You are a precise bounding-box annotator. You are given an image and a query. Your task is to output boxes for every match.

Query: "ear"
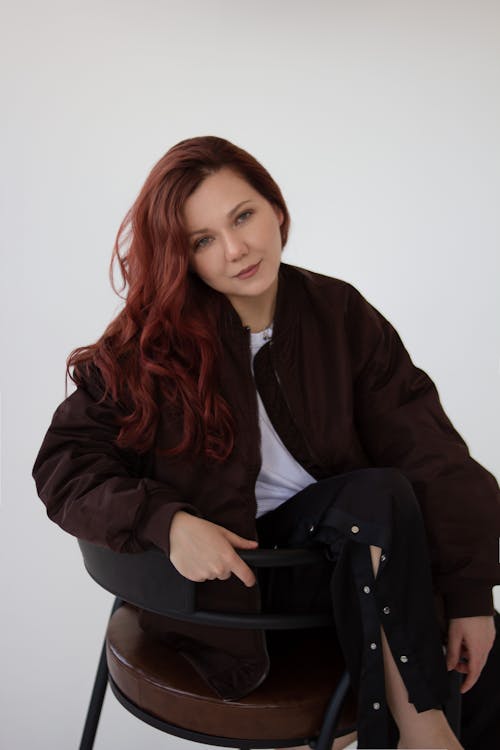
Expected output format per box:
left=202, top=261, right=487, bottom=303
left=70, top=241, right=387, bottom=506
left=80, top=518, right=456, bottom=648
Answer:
left=273, top=203, right=284, bottom=226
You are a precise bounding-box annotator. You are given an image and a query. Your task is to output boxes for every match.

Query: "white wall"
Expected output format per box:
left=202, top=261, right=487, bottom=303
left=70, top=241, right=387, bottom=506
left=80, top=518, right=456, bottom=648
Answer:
left=1, top=1, right=499, bottom=748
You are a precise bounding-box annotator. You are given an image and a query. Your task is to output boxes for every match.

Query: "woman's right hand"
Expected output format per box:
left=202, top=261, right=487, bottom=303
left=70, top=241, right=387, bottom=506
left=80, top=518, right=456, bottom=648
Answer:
left=169, top=510, right=259, bottom=587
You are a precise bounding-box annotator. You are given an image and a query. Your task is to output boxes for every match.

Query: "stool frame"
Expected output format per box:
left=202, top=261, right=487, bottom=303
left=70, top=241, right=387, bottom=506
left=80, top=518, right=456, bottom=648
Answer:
left=77, top=540, right=462, bottom=750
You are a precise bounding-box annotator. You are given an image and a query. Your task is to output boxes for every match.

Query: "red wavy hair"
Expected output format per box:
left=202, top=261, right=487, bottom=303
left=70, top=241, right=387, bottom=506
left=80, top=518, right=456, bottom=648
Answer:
left=66, top=135, right=290, bottom=462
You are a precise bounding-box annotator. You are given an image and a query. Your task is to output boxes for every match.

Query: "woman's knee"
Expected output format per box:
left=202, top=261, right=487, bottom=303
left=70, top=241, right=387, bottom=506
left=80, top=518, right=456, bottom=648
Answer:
left=356, top=467, right=421, bottom=514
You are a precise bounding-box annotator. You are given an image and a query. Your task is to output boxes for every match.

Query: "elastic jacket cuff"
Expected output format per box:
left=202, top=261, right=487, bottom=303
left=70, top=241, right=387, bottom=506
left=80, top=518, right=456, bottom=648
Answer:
left=442, top=586, right=494, bottom=619
left=135, top=493, right=202, bottom=558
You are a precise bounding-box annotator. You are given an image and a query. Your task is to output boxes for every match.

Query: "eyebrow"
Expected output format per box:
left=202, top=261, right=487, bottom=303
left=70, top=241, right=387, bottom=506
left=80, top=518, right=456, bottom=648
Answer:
left=188, top=199, right=254, bottom=237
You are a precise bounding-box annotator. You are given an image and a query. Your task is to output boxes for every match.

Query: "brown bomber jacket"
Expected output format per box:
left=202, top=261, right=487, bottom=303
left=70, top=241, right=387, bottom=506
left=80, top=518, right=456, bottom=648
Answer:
left=32, top=261, right=500, bottom=700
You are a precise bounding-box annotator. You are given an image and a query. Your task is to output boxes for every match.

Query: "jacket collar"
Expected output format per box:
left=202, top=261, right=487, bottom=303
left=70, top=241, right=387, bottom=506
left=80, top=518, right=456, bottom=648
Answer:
left=191, top=261, right=300, bottom=345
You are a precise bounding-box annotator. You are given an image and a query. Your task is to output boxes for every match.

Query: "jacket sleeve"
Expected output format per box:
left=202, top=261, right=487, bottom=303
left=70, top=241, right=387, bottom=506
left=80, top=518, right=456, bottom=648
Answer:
left=345, top=283, right=500, bottom=619
left=32, top=364, right=202, bottom=557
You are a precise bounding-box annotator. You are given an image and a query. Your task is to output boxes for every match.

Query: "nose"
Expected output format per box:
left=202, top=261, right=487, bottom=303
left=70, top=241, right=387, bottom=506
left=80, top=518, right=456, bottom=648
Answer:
left=222, top=230, right=248, bottom=262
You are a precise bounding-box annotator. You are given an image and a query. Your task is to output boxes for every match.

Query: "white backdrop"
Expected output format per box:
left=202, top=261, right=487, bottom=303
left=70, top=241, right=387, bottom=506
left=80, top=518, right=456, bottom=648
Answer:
left=1, top=1, right=499, bottom=748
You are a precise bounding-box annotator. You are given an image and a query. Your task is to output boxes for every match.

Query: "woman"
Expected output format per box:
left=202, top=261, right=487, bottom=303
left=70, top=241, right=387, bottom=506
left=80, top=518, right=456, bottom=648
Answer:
left=32, top=136, right=500, bottom=749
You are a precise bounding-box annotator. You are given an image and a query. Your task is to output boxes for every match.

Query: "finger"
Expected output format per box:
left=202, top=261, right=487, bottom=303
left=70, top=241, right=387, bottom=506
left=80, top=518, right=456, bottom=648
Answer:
left=231, top=556, right=257, bottom=587
left=445, top=637, right=462, bottom=671
left=206, top=565, right=233, bottom=582
left=459, top=654, right=484, bottom=693
left=225, top=531, right=259, bottom=548
left=460, top=667, right=479, bottom=693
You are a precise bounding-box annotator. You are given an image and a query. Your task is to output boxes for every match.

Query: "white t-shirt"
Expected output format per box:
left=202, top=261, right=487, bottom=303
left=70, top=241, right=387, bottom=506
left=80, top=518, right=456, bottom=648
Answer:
left=249, top=324, right=317, bottom=518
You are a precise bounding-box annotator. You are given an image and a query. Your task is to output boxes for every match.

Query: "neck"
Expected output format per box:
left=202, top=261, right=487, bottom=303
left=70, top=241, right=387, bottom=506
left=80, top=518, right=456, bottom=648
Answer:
left=248, top=320, right=273, bottom=333
left=226, top=278, right=278, bottom=333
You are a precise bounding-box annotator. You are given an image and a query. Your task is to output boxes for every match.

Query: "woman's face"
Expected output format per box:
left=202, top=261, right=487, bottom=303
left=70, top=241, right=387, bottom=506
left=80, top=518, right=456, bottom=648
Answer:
left=182, top=167, right=284, bottom=315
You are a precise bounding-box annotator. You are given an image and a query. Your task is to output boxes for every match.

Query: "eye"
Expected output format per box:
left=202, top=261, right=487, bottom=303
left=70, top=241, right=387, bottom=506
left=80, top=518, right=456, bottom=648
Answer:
left=193, top=235, right=211, bottom=251
left=236, top=209, right=253, bottom=224
left=191, top=210, right=254, bottom=251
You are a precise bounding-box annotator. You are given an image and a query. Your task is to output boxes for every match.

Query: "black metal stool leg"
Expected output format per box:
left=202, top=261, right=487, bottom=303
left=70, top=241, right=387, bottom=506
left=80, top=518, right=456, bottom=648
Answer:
left=79, top=597, right=123, bottom=750
left=309, top=669, right=351, bottom=750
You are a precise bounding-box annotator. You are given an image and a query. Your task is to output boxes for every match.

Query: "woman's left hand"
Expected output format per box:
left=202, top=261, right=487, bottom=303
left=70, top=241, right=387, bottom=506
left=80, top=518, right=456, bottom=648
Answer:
left=446, top=615, right=496, bottom=693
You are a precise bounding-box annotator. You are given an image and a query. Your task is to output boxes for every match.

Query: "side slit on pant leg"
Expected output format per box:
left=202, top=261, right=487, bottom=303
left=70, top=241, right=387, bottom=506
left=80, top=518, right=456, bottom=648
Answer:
left=256, top=468, right=453, bottom=749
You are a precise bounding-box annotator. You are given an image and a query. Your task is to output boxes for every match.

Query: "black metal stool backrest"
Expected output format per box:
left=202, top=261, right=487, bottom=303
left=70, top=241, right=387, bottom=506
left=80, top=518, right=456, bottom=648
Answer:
left=78, top=539, right=335, bottom=629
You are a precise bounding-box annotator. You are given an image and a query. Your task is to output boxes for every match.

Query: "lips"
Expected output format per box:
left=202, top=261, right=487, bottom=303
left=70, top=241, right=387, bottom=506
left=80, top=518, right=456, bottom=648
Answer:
left=235, top=261, right=260, bottom=278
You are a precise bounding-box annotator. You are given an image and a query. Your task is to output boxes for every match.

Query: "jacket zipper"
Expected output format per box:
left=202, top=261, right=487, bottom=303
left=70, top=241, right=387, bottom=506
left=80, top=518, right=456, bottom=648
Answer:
left=268, top=338, right=321, bottom=470
left=243, top=324, right=271, bottom=688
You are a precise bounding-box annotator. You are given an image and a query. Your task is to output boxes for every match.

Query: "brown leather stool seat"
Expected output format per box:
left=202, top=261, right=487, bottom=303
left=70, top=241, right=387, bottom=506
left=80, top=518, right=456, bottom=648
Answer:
left=106, top=603, right=358, bottom=741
